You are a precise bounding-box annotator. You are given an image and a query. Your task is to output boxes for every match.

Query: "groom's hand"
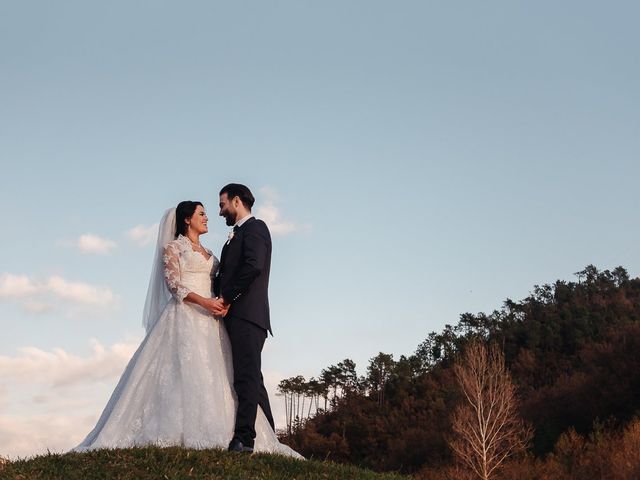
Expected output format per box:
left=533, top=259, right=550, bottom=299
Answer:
left=216, top=297, right=231, bottom=317
left=210, top=298, right=230, bottom=316
left=200, top=298, right=223, bottom=316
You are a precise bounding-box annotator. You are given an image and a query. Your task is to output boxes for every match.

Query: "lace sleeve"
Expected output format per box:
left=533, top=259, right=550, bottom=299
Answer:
left=163, top=242, right=190, bottom=302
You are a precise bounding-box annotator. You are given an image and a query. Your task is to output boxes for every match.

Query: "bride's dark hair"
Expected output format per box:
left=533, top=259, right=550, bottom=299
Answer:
left=175, top=201, right=204, bottom=238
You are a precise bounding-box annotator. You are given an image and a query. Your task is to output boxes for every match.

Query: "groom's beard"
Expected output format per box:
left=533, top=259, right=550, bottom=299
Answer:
left=224, top=214, right=235, bottom=226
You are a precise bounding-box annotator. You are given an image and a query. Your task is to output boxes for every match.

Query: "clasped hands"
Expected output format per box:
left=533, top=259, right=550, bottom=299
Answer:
left=202, top=297, right=230, bottom=318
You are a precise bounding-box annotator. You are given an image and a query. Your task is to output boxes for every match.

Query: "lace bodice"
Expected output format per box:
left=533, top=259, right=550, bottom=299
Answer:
left=163, top=235, right=219, bottom=301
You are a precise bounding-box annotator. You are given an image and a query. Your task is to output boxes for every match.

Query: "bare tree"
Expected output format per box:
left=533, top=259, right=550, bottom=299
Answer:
left=450, top=341, right=533, bottom=480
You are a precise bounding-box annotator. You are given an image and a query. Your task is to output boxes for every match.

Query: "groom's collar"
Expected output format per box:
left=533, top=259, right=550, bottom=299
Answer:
left=234, top=214, right=254, bottom=229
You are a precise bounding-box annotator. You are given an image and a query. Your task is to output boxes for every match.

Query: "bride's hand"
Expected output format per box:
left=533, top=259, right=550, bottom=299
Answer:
left=210, top=299, right=229, bottom=320
left=200, top=297, right=222, bottom=316
left=206, top=297, right=229, bottom=316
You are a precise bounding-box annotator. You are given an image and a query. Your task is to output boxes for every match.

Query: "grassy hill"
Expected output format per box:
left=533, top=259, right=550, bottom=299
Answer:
left=0, top=446, right=410, bottom=480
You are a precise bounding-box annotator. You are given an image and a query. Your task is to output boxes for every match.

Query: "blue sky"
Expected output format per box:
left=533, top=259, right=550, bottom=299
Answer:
left=1, top=1, right=639, bottom=458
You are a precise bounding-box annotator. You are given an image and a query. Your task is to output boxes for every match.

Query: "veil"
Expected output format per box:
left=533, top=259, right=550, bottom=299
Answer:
left=142, top=208, right=176, bottom=334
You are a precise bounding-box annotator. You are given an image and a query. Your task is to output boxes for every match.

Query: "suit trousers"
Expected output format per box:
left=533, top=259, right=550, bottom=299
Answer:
left=224, top=315, right=275, bottom=446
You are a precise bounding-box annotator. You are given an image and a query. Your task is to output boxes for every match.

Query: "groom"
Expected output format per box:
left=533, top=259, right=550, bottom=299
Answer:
left=211, top=183, right=275, bottom=453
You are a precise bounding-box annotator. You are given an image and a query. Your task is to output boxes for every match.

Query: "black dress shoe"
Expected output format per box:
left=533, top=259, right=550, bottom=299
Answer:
left=227, top=438, right=254, bottom=453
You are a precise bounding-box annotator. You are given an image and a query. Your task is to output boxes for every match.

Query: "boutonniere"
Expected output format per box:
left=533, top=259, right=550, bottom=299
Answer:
left=226, top=230, right=235, bottom=245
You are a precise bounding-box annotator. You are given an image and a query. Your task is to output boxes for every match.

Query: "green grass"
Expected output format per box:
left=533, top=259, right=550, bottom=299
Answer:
left=0, top=447, right=410, bottom=480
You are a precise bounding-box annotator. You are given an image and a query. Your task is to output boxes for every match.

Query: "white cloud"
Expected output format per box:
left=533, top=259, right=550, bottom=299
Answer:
left=77, top=234, right=117, bottom=255
left=255, top=187, right=310, bottom=236
left=0, top=386, right=7, bottom=411
left=0, top=274, right=38, bottom=297
left=256, top=204, right=298, bottom=235
left=0, top=339, right=138, bottom=388
left=0, top=338, right=141, bottom=458
left=0, top=413, right=95, bottom=458
left=46, top=276, right=115, bottom=307
left=126, top=223, right=159, bottom=247
left=0, top=273, right=117, bottom=313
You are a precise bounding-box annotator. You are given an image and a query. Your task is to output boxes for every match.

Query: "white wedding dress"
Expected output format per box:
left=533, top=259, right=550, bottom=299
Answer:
left=74, top=232, right=301, bottom=459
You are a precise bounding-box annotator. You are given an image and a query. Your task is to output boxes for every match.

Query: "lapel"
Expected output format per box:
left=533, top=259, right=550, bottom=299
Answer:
left=220, top=236, right=231, bottom=267
left=220, top=217, right=255, bottom=267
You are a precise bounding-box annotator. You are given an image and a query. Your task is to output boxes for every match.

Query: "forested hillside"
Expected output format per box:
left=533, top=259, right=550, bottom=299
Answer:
left=277, top=266, right=640, bottom=478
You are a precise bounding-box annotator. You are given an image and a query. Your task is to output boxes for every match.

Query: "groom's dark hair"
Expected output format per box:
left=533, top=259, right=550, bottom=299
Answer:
left=220, top=183, right=255, bottom=211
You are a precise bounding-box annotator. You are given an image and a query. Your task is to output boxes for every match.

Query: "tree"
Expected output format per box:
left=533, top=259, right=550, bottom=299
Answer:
left=320, top=364, right=343, bottom=405
left=337, top=358, right=360, bottom=394
left=277, top=377, right=293, bottom=435
left=415, top=332, right=439, bottom=371
left=450, top=341, right=532, bottom=480
left=278, top=375, right=309, bottom=434
left=366, top=353, right=394, bottom=406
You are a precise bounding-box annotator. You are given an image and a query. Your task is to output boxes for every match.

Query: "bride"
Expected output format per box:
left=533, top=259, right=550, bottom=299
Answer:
left=74, top=201, right=301, bottom=458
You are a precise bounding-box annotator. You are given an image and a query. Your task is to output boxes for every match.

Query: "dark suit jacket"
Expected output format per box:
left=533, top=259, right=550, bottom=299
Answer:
left=214, top=217, right=272, bottom=334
